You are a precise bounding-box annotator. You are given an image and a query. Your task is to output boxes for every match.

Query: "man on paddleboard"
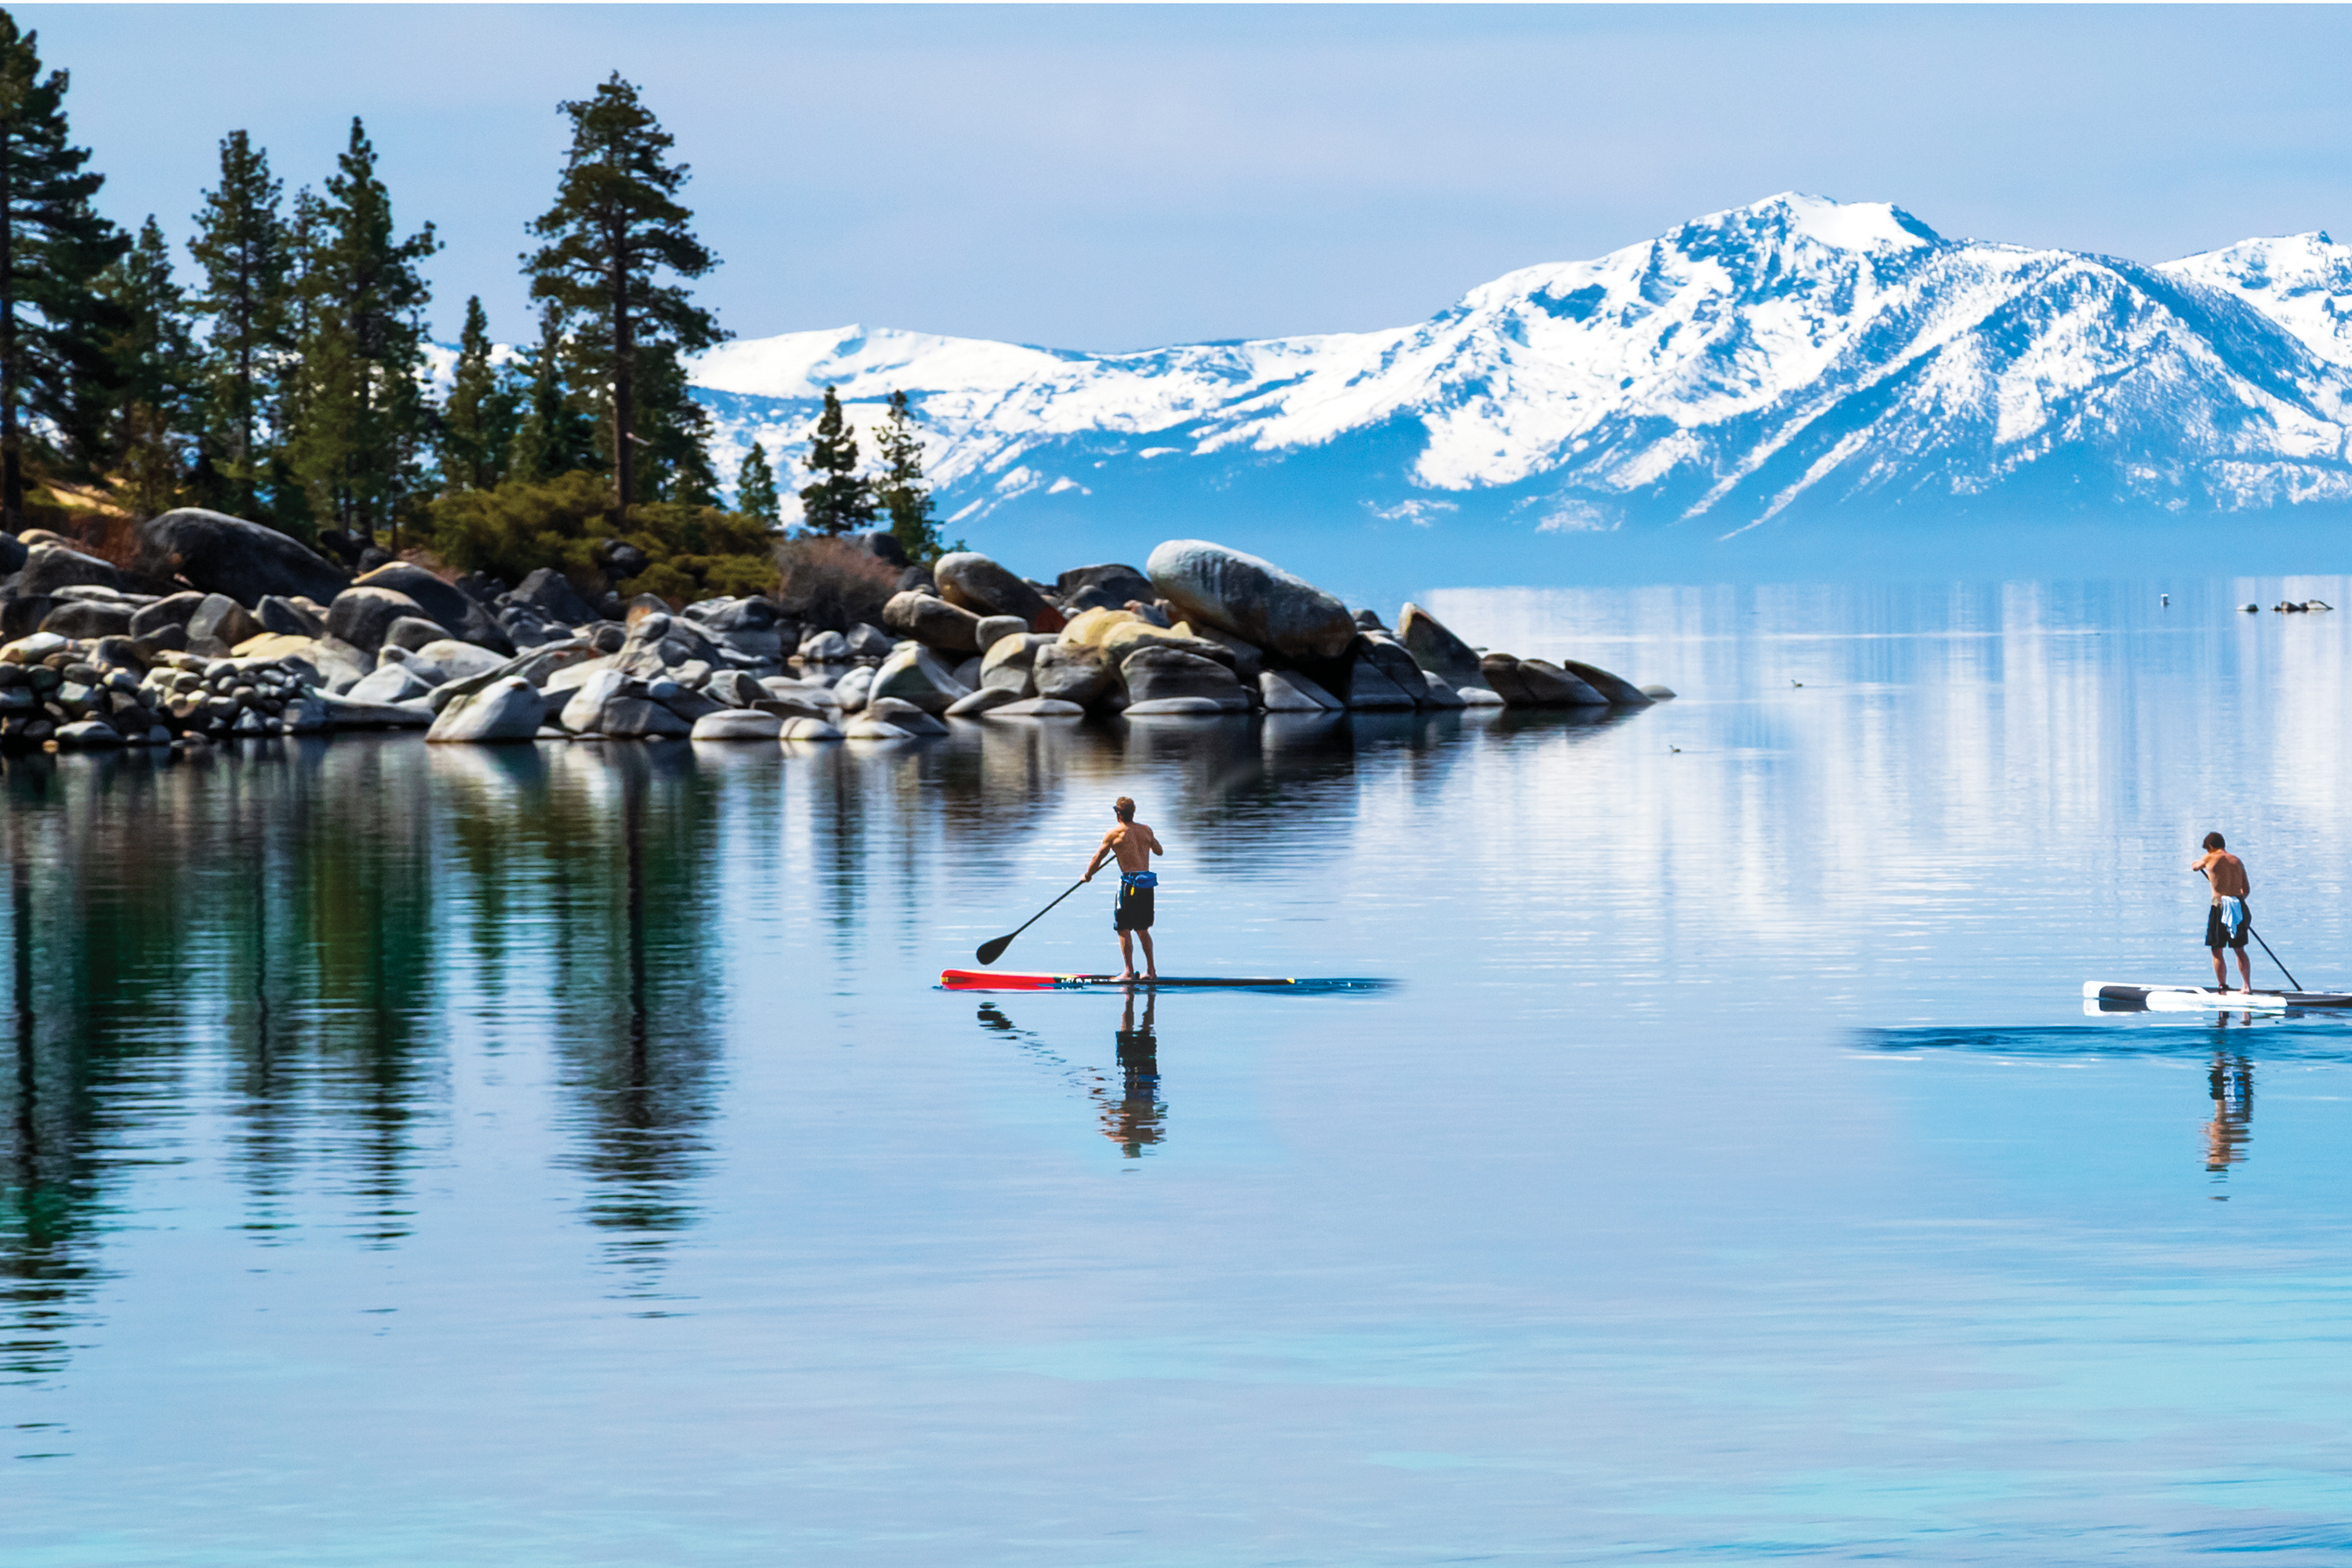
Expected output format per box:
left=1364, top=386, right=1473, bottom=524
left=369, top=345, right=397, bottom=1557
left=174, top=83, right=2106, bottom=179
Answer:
left=2192, top=832, right=2254, bottom=991
left=1084, top=796, right=1165, bottom=982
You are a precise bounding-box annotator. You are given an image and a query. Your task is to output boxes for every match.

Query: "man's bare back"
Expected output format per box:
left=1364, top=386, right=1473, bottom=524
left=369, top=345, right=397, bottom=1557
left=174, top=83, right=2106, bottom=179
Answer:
left=2195, top=848, right=2250, bottom=901
left=1085, top=797, right=1166, bottom=982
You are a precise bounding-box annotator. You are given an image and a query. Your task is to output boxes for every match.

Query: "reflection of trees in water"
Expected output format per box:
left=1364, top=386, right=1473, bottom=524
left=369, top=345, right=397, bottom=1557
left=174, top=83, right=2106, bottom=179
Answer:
left=533, top=747, right=725, bottom=1290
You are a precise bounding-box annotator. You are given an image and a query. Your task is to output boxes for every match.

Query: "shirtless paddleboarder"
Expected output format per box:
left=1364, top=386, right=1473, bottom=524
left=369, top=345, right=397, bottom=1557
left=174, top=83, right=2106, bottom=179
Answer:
left=2192, top=832, right=2254, bottom=992
left=1083, top=796, right=1165, bottom=982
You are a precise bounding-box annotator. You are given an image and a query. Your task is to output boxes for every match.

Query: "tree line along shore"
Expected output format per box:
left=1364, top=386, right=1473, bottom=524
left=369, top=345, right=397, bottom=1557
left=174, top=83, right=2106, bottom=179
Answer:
left=0, top=11, right=936, bottom=625
left=6, top=516, right=1666, bottom=751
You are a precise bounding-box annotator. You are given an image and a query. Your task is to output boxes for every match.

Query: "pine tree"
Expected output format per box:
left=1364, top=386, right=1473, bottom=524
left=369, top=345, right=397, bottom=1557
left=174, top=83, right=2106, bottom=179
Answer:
left=872, top=389, right=939, bottom=562
left=0, top=15, right=128, bottom=529
left=436, top=294, right=522, bottom=494
left=633, top=343, right=717, bottom=506
left=504, top=301, right=598, bottom=485
left=186, top=128, right=289, bottom=520
left=94, top=216, right=194, bottom=518
left=798, top=386, right=873, bottom=537
left=284, top=117, right=438, bottom=544
left=523, top=73, right=727, bottom=512
left=734, top=438, right=777, bottom=522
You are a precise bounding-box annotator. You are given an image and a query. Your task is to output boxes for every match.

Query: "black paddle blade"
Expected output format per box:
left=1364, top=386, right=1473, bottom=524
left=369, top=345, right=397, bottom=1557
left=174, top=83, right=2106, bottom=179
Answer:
left=974, top=934, right=1014, bottom=966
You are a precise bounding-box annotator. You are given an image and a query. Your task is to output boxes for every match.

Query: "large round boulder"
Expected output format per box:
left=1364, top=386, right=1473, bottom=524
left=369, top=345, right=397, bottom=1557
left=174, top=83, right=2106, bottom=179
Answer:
left=509, top=567, right=602, bottom=628
left=1056, top=562, right=1153, bottom=605
left=425, top=676, right=544, bottom=743
left=1396, top=603, right=1489, bottom=690
left=979, top=632, right=1057, bottom=693
left=1561, top=659, right=1653, bottom=707
left=1354, top=634, right=1431, bottom=705
left=138, top=508, right=348, bottom=605
left=933, top=552, right=1064, bottom=632
left=187, top=594, right=262, bottom=657
left=39, top=600, right=134, bottom=639
left=355, top=562, right=511, bottom=653
left=1031, top=643, right=1114, bottom=707
left=1517, top=659, right=1607, bottom=706
left=130, top=591, right=206, bottom=641
left=18, top=544, right=123, bottom=598
left=869, top=644, right=972, bottom=714
left=1145, top=540, right=1355, bottom=662
left=881, top=589, right=984, bottom=655
left=328, top=586, right=427, bottom=656
left=1119, top=645, right=1247, bottom=710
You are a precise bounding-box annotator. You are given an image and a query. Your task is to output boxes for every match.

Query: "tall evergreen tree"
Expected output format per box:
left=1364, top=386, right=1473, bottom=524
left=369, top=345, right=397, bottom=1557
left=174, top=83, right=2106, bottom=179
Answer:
left=284, top=118, right=437, bottom=544
left=523, top=73, right=727, bottom=511
left=872, top=389, right=939, bottom=562
left=734, top=438, right=776, bottom=523
left=94, top=216, right=194, bottom=518
left=436, top=294, right=521, bottom=493
left=0, top=15, right=127, bottom=529
left=798, top=385, right=873, bottom=537
left=633, top=343, right=718, bottom=506
left=186, top=128, right=289, bottom=520
left=504, top=301, right=599, bottom=485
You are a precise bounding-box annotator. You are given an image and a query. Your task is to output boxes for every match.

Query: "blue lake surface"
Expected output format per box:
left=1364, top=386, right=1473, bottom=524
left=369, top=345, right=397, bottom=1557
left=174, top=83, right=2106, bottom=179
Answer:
left=10, top=574, right=2352, bottom=1564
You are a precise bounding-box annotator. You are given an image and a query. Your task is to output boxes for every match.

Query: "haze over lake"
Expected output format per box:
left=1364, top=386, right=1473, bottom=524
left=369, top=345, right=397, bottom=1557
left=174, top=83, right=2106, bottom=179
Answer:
left=10, top=574, right=2352, bottom=1564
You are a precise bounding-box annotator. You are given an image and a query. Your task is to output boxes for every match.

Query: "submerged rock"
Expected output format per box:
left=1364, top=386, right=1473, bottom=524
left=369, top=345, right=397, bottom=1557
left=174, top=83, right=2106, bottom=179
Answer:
left=690, top=709, right=785, bottom=740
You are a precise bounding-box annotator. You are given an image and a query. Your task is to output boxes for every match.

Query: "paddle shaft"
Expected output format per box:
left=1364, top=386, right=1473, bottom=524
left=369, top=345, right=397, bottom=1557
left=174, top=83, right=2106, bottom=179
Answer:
left=2200, top=867, right=2301, bottom=990
left=975, top=877, right=1090, bottom=965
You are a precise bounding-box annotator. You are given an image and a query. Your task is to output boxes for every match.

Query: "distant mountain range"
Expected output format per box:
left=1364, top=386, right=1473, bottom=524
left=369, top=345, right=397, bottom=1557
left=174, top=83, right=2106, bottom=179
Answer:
left=686, top=193, right=2352, bottom=576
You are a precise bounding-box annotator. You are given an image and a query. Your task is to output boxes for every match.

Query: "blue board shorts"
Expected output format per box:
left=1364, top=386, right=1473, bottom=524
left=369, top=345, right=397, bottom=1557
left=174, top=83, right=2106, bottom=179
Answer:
left=1115, top=871, right=1158, bottom=932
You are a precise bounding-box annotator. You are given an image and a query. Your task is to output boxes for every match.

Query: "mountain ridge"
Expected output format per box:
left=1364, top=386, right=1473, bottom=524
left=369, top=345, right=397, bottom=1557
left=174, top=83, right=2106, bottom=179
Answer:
left=683, top=193, right=2352, bottom=567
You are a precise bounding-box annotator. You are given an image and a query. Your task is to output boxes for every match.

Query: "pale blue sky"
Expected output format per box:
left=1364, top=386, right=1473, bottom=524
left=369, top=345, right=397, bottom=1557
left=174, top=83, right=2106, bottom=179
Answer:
left=24, top=4, right=2352, bottom=352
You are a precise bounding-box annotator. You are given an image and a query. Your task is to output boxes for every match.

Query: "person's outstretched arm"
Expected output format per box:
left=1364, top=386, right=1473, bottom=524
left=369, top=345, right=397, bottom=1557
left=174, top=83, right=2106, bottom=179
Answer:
left=1083, top=832, right=1118, bottom=882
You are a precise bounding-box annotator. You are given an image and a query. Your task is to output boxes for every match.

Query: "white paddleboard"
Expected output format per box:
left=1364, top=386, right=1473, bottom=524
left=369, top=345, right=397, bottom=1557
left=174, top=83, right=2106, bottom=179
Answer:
left=2083, top=981, right=2352, bottom=1013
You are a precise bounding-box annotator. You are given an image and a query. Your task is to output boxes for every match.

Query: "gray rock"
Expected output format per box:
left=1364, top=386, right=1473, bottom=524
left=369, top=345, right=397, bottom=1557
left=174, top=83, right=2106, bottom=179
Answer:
left=1352, top=608, right=1387, bottom=631
left=1125, top=696, right=1241, bottom=716
left=188, top=594, right=263, bottom=657
left=139, top=508, right=348, bottom=605
left=867, top=695, right=950, bottom=735
left=510, top=567, right=601, bottom=627
left=1186, top=625, right=1265, bottom=682
left=427, top=676, right=545, bottom=742
left=327, top=586, right=425, bottom=656
left=987, top=697, right=1086, bottom=718
left=1344, top=659, right=1417, bottom=709
left=1397, top=603, right=1488, bottom=689
left=834, top=665, right=875, bottom=713
left=950, top=655, right=984, bottom=690
left=1032, top=643, right=1115, bottom=706
left=869, top=644, right=970, bottom=713
left=283, top=697, right=331, bottom=733
left=1417, top=676, right=1468, bottom=709
left=425, top=639, right=599, bottom=712
left=1056, top=563, right=1153, bottom=605
left=52, top=718, right=124, bottom=748
left=233, top=707, right=270, bottom=736
left=1517, top=659, right=1608, bottom=706
left=841, top=716, right=915, bottom=740
left=383, top=615, right=450, bottom=653
left=689, top=709, right=784, bottom=740
left=1119, top=645, right=1247, bottom=709
left=704, top=669, right=767, bottom=707
left=1145, top=539, right=1355, bottom=661
left=356, top=562, right=512, bottom=652
left=799, top=628, right=850, bottom=662
left=40, top=600, right=134, bottom=639
left=598, top=695, right=692, bottom=739
left=1354, top=634, right=1431, bottom=705
left=347, top=663, right=434, bottom=705
left=881, top=589, right=984, bottom=654
left=1560, top=660, right=1653, bottom=707
left=652, top=681, right=723, bottom=722
left=973, top=614, right=1026, bottom=653
left=1457, top=686, right=1507, bottom=708
left=130, top=591, right=206, bottom=641
left=415, top=640, right=506, bottom=681
left=1639, top=684, right=1678, bottom=700
left=319, top=695, right=434, bottom=728
left=560, top=672, right=630, bottom=733
left=19, top=544, right=125, bottom=598
left=979, top=632, right=1055, bottom=693
left=699, top=596, right=783, bottom=633
left=934, top=551, right=1058, bottom=630
left=844, top=622, right=894, bottom=659
left=255, top=594, right=324, bottom=638
left=779, top=717, right=845, bottom=741
left=1479, top=656, right=1535, bottom=705
left=1260, top=670, right=1341, bottom=711
left=945, top=686, right=1025, bottom=717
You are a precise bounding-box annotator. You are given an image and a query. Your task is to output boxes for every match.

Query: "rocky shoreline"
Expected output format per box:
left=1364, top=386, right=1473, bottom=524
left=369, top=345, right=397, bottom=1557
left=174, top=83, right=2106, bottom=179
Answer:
left=2, top=510, right=1666, bottom=751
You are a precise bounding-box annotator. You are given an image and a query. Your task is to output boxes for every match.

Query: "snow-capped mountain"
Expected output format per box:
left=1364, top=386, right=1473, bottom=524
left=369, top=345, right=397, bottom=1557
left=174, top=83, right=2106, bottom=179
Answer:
left=691, top=194, right=2352, bottom=561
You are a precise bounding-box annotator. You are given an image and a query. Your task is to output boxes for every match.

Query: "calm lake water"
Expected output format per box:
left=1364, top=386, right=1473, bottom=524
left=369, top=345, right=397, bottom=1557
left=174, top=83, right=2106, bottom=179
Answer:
left=11, top=575, right=2352, bottom=1565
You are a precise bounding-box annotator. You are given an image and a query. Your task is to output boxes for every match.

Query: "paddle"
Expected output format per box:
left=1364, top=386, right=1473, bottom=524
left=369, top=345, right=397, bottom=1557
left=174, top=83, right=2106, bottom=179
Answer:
left=2200, top=866, right=2303, bottom=990
left=974, top=876, right=1089, bottom=966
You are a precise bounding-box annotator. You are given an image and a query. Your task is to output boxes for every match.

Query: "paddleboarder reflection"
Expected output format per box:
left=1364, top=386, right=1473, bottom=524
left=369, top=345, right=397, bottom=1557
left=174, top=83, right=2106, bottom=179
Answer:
left=1101, top=990, right=1163, bottom=1158
left=2205, top=1048, right=2254, bottom=1179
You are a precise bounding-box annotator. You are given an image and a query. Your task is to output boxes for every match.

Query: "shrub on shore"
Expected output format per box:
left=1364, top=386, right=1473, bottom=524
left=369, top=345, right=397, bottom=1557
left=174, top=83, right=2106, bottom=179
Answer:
left=774, top=536, right=900, bottom=629
left=427, top=470, right=778, bottom=605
